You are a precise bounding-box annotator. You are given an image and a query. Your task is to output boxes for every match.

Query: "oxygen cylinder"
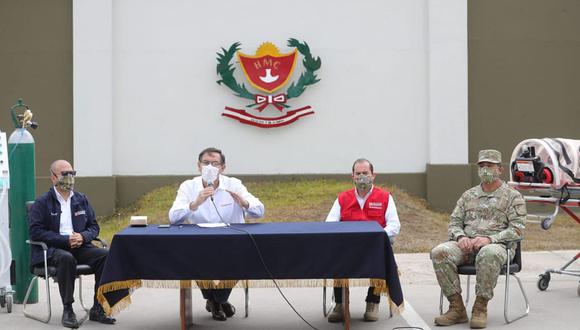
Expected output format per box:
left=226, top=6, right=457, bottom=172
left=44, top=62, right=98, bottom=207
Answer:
left=8, top=128, right=37, bottom=303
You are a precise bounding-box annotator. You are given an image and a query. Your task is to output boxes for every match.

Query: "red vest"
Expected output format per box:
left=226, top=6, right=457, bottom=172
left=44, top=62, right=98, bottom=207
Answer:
left=338, top=187, right=389, bottom=228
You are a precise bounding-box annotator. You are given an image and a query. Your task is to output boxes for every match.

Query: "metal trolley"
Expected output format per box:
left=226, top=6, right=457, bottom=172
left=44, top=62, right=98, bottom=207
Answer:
left=508, top=138, right=580, bottom=296
left=0, top=286, right=13, bottom=313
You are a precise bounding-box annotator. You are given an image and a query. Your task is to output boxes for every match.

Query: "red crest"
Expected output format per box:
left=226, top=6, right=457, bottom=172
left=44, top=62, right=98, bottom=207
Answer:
left=216, top=39, right=322, bottom=128
left=237, top=43, right=297, bottom=93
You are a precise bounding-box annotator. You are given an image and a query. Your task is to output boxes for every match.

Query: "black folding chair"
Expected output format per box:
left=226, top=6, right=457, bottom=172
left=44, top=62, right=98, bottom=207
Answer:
left=22, top=238, right=107, bottom=324
left=438, top=240, right=530, bottom=324
left=23, top=201, right=106, bottom=324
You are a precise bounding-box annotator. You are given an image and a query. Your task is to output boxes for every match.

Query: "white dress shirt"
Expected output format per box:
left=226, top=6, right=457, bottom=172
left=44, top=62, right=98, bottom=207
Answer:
left=168, top=175, right=264, bottom=225
left=325, top=186, right=401, bottom=238
left=54, top=187, right=74, bottom=235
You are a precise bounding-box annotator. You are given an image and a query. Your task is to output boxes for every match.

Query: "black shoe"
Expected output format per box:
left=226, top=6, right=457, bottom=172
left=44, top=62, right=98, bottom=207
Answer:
left=222, top=301, right=236, bottom=318
left=205, top=299, right=212, bottom=313
left=62, top=306, right=79, bottom=329
left=209, top=301, right=227, bottom=321
left=89, top=304, right=116, bottom=324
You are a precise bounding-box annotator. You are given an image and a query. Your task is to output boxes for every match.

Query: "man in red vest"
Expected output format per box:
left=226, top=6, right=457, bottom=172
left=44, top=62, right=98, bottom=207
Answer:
left=325, top=158, right=401, bottom=323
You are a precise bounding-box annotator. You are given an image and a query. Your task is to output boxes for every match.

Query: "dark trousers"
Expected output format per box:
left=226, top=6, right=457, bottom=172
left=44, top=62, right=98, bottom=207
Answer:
left=47, top=247, right=108, bottom=307
left=200, top=288, right=232, bottom=304
left=333, top=287, right=380, bottom=304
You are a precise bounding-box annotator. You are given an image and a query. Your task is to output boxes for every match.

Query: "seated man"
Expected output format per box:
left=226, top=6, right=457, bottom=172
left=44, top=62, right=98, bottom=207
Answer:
left=325, top=158, right=401, bottom=322
left=431, top=150, right=526, bottom=329
left=28, top=160, right=117, bottom=328
left=168, top=147, right=265, bottom=321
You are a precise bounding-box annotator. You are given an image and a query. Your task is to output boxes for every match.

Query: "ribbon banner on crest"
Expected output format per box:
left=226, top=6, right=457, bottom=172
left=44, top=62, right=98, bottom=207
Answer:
left=216, top=39, right=322, bottom=128
left=222, top=106, right=313, bottom=128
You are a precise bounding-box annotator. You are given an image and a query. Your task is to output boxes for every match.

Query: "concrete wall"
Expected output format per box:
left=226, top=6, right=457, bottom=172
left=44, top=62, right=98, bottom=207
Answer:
left=468, top=0, right=580, bottom=162
left=73, top=0, right=467, bottom=178
left=427, top=0, right=580, bottom=212
left=2, top=0, right=579, bottom=215
left=71, top=0, right=467, bottom=213
left=0, top=0, right=73, bottom=177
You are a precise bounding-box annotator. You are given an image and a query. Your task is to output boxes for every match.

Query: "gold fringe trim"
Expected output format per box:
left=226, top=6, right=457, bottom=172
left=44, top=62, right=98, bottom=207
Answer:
left=389, top=298, right=405, bottom=314
left=96, top=278, right=405, bottom=316
left=137, top=278, right=388, bottom=290
left=97, top=279, right=142, bottom=316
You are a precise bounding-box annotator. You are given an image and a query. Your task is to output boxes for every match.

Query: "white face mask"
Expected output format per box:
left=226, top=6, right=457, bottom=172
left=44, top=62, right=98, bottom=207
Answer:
left=201, top=164, right=219, bottom=185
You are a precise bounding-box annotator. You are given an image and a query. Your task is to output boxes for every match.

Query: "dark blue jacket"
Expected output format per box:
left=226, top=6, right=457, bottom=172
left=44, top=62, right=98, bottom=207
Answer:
left=28, top=188, right=99, bottom=266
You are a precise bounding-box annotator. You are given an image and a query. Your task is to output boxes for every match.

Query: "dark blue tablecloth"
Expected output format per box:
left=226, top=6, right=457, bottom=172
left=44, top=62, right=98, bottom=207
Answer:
left=97, top=221, right=403, bottom=313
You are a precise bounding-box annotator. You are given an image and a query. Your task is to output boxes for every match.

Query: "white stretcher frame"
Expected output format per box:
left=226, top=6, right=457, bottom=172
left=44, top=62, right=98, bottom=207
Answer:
left=508, top=138, right=580, bottom=296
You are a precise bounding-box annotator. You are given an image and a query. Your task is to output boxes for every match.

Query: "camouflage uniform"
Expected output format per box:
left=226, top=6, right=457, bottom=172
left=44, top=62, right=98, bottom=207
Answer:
left=431, top=182, right=526, bottom=300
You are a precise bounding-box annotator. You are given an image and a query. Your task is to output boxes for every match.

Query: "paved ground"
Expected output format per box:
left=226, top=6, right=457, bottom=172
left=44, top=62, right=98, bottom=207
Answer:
left=1, top=250, right=579, bottom=330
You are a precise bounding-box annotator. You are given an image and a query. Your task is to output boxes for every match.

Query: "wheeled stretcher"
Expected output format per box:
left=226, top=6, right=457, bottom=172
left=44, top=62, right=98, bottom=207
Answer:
left=508, top=138, right=580, bottom=296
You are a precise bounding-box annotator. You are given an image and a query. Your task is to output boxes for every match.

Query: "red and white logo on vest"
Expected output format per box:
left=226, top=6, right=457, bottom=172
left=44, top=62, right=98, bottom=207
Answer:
left=368, top=202, right=383, bottom=209
left=216, top=39, right=322, bottom=128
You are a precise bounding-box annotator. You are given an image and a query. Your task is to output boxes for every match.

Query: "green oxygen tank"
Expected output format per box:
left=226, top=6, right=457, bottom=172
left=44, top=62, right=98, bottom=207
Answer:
left=8, top=98, right=38, bottom=303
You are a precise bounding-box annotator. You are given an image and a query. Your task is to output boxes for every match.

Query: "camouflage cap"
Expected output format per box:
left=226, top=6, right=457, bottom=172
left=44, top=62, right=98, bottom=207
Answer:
left=477, top=149, right=501, bottom=164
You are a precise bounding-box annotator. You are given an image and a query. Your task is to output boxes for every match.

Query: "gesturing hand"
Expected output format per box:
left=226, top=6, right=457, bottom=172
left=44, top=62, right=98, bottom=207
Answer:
left=190, top=187, right=215, bottom=211
left=227, top=190, right=249, bottom=209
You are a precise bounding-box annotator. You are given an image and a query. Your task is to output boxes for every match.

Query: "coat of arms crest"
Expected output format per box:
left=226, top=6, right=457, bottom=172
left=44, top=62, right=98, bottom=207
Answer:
left=217, top=39, right=321, bottom=128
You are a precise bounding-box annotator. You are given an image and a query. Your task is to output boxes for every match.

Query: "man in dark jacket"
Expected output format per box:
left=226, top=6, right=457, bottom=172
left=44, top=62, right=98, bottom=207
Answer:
left=29, top=160, right=116, bottom=328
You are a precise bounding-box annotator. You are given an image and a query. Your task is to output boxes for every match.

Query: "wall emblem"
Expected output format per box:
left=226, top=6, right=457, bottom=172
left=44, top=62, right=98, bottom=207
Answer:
left=217, top=39, right=321, bottom=128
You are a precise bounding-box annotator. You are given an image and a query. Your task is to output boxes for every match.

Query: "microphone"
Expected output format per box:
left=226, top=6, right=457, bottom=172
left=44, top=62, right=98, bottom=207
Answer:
left=206, top=180, right=214, bottom=201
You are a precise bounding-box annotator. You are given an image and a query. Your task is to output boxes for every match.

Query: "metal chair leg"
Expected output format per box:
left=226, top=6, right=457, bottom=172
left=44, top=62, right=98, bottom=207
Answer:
left=465, top=274, right=471, bottom=305
left=75, top=275, right=92, bottom=325
left=244, top=280, right=249, bottom=318
left=78, top=275, right=91, bottom=325
left=439, top=273, right=471, bottom=315
left=322, top=280, right=334, bottom=317
left=504, top=273, right=530, bottom=323
left=439, top=289, right=444, bottom=314
left=78, top=276, right=91, bottom=312
left=23, top=276, right=51, bottom=323
left=439, top=274, right=472, bottom=314
left=322, top=285, right=327, bottom=316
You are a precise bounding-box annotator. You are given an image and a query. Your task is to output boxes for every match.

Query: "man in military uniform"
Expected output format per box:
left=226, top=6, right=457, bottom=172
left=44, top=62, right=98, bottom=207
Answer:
left=430, top=150, right=526, bottom=329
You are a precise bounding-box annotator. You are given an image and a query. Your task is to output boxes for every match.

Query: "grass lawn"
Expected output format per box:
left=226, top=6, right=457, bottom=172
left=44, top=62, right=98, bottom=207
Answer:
left=97, top=179, right=580, bottom=253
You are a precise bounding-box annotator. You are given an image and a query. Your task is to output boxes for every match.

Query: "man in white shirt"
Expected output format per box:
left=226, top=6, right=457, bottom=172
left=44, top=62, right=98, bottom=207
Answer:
left=168, top=147, right=264, bottom=321
left=325, top=158, right=401, bottom=323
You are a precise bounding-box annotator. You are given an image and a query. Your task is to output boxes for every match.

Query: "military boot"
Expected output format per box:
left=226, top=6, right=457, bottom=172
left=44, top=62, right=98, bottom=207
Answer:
left=363, top=302, right=379, bottom=322
left=434, top=293, right=468, bottom=326
left=470, top=296, right=489, bottom=329
left=327, top=303, right=344, bottom=323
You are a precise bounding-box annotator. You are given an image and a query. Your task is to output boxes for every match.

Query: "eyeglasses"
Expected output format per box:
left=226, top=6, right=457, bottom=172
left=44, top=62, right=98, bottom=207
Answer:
left=200, top=161, right=222, bottom=166
left=52, top=170, right=77, bottom=177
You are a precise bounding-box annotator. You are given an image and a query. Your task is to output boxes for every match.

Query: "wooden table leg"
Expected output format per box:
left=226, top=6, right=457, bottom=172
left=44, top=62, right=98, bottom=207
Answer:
left=180, top=288, right=193, bottom=330
left=343, top=287, right=350, bottom=330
